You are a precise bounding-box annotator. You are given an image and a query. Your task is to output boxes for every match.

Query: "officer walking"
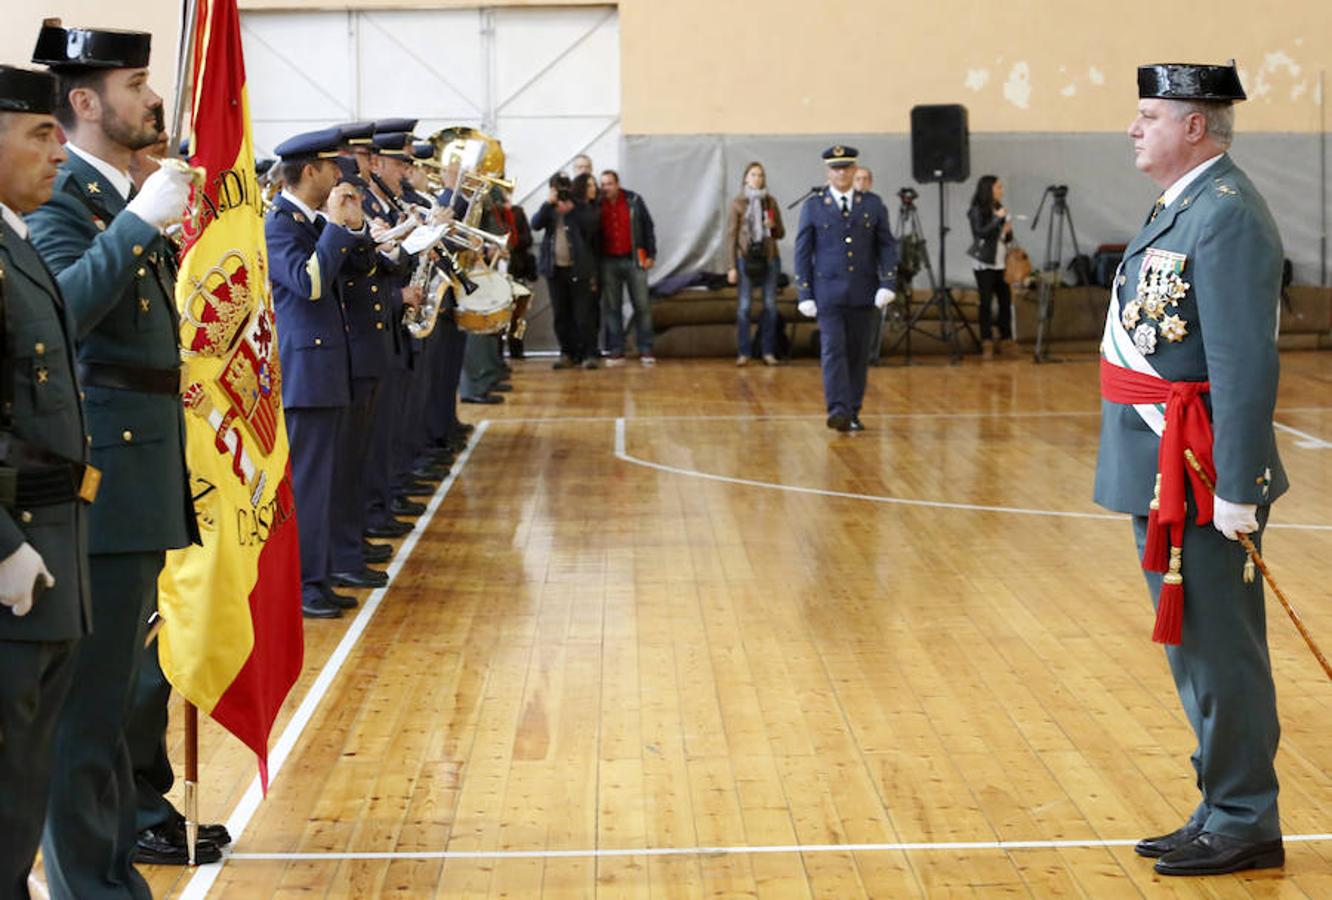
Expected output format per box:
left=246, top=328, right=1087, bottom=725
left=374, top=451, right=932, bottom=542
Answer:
left=265, top=127, right=371, bottom=619
left=1096, top=62, right=1288, bottom=876
left=794, top=146, right=897, bottom=432
left=0, top=63, right=95, bottom=898
left=27, top=22, right=198, bottom=899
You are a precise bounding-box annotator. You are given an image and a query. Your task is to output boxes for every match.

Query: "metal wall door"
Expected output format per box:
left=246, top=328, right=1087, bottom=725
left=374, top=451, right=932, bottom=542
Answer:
left=240, top=6, right=621, bottom=348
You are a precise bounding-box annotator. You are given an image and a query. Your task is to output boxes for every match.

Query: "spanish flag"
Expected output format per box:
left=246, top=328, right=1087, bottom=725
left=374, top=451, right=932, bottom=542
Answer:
left=158, top=0, right=303, bottom=789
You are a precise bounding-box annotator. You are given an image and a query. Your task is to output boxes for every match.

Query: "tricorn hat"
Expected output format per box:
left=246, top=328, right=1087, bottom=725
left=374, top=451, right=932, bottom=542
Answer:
left=32, top=19, right=152, bottom=70
left=1138, top=62, right=1246, bottom=102
left=0, top=65, right=58, bottom=114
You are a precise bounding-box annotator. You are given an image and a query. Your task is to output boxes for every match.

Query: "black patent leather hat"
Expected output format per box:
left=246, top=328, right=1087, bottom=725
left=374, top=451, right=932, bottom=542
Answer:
left=0, top=65, right=57, bottom=114
left=1138, top=62, right=1246, bottom=102
left=32, top=20, right=152, bottom=69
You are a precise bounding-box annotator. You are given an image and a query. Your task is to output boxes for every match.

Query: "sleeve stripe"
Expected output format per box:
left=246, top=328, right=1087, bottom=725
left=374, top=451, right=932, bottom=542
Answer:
left=305, top=252, right=321, bottom=301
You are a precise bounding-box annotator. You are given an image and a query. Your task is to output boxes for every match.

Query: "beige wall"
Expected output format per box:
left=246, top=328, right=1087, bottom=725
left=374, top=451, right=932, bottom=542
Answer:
left=8, top=1, right=1328, bottom=135
left=2, top=6, right=182, bottom=109
left=619, top=0, right=1331, bottom=134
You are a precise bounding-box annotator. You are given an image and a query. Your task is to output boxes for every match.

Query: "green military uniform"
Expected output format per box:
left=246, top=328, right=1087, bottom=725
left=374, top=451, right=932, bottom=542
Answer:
left=1095, top=64, right=1287, bottom=863
left=27, top=22, right=197, bottom=900
left=0, top=206, right=92, bottom=900
left=0, top=63, right=93, bottom=900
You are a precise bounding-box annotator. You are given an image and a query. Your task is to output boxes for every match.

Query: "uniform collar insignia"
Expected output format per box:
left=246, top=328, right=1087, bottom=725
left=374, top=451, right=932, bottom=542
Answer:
left=87, top=181, right=102, bottom=194
left=293, top=211, right=305, bottom=223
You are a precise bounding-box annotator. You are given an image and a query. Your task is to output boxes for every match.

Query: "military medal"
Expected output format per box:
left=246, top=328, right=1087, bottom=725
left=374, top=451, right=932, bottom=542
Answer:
left=1124, top=248, right=1189, bottom=354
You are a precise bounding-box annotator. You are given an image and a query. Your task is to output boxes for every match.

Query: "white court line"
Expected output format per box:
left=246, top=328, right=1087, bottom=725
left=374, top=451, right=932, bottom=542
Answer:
left=613, top=419, right=1332, bottom=532
left=1275, top=421, right=1332, bottom=449
left=178, top=423, right=489, bottom=900
left=220, top=832, right=1332, bottom=861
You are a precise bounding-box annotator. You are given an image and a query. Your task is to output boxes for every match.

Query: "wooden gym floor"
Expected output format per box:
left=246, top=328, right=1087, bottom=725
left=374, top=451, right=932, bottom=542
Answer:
left=142, top=350, right=1331, bottom=898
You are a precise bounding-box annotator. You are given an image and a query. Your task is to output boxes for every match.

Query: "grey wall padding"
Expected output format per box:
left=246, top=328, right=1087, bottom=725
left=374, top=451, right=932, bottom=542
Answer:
left=621, top=132, right=1330, bottom=291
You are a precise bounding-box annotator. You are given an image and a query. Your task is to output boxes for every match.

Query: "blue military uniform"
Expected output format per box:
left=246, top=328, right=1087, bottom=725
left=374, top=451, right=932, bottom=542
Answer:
left=264, top=127, right=365, bottom=617
left=1096, top=63, right=1287, bottom=876
left=328, top=128, right=395, bottom=586
left=0, top=65, right=95, bottom=895
left=28, top=23, right=198, bottom=900
left=794, top=146, right=897, bottom=430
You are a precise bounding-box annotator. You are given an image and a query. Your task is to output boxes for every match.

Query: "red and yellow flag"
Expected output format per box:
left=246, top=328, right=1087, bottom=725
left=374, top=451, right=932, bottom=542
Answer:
left=158, top=0, right=303, bottom=789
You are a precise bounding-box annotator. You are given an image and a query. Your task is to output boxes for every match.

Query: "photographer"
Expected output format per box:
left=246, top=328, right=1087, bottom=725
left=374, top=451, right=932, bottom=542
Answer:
left=533, top=172, right=601, bottom=368
left=966, top=174, right=1014, bottom=360
left=725, top=162, right=786, bottom=366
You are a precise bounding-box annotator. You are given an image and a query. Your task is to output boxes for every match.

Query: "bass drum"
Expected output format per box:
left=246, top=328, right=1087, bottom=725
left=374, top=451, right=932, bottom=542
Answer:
left=454, top=270, right=513, bottom=334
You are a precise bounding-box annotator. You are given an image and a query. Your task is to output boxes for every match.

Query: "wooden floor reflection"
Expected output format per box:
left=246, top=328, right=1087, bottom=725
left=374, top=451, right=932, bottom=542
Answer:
left=148, top=352, right=1332, bottom=898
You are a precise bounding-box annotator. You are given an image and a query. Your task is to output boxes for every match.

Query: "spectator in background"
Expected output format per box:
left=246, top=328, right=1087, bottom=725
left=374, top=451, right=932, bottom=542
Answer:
left=572, top=172, right=603, bottom=366
left=572, top=154, right=593, bottom=178
left=966, top=174, right=1014, bottom=360
left=850, top=166, right=892, bottom=363
left=598, top=170, right=657, bottom=366
left=534, top=173, right=601, bottom=369
left=725, top=161, right=785, bottom=366
left=497, top=190, right=536, bottom=360
left=853, top=166, right=873, bottom=193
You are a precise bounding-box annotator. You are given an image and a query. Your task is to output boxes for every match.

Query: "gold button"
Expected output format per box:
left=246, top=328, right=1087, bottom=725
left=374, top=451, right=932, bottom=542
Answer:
left=87, top=434, right=92, bottom=446
left=341, top=247, right=348, bottom=253
left=845, top=237, right=852, bottom=244
left=373, top=303, right=382, bottom=311
left=370, top=285, right=379, bottom=293
left=314, top=338, right=322, bottom=346
left=132, top=245, right=144, bottom=256
left=138, top=267, right=146, bottom=277
left=1118, top=275, right=1127, bottom=285
left=34, top=342, right=45, bottom=355
left=347, top=281, right=354, bottom=288
left=847, top=251, right=853, bottom=257
left=20, top=511, right=32, bottom=524
left=376, top=322, right=385, bottom=330
left=848, top=266, right=855, bottom=272
left=122, top=430, right=133, bottom=442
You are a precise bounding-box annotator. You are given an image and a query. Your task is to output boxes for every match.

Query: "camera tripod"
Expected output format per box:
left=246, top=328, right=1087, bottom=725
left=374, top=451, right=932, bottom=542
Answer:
left=887, top=182, right=976, bottom=364
left=1030, top=184, right=1083, bottom=363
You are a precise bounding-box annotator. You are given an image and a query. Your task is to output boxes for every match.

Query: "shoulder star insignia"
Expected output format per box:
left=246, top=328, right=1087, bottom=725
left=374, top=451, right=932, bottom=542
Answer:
left=87, top=182, right=101, bottom=194
left=293, top=211, right=305, bottom=223
left=1159, top=313, right=1188, bottom=342
left=1216, top=183, right=1239, bottom=196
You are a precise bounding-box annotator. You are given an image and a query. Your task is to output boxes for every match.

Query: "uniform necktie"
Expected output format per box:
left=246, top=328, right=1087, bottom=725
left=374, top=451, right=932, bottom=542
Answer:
left=1148, top=195, right=1165, bottom=223
left=840, top=196, right=849, bottom=218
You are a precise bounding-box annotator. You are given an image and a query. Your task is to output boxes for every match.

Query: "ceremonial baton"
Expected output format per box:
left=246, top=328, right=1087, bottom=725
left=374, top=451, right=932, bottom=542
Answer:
left=1184, top=448, right=1332, bottom=681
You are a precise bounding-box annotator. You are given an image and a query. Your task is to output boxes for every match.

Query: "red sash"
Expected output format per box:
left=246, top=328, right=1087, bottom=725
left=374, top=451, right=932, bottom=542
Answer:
left=1099, top=358, right=1217, bottom=644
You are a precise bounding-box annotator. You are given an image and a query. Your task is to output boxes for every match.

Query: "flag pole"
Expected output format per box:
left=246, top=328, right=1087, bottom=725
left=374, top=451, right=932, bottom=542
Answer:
left=168, top=0, right=202, bottom=161
left=184, top=702, right=200, bottom=865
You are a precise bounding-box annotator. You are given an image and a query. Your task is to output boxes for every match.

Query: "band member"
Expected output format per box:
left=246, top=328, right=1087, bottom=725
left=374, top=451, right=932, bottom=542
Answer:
left=794, top=145, right=897, bottom=432
left=1097, top=62, right=1287, bottom=876
left=265, top=126, right=368, bottom=619
left=28, top=22, right=198, bottom=898
left=0, top=63, right=92, bottom=896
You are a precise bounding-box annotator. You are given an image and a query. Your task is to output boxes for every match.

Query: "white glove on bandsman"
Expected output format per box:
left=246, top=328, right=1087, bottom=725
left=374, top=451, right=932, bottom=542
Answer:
left=0, top=543, right=54, bottom=617
left=1213, top=496, right=1259, bottom=541
left=875, top=288, right=895, bottom=309
left=126, top=165, right=193, bottom=231
left=798, top=299, right=817, bottom=318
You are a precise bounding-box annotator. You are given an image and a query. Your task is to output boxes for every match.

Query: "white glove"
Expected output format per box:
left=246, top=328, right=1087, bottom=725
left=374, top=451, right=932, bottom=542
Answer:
left=1213, top=496, right=1259, bottom=541
left=875, top=288, right=895, bottom=309
left=798, top=300, right=817, bottom=318
left=0, top=542, right=54, bottom=617
left=126, top=164, right=193, bottom=231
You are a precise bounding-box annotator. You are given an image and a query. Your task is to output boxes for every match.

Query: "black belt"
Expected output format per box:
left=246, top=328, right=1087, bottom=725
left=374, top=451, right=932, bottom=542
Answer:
left=0, top=434, right=100, bottom=508
left=79, top=361, right=183, bottom=395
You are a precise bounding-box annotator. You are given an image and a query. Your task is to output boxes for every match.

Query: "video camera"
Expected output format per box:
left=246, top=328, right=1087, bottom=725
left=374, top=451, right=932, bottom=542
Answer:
left=897, top=186, right=919, bottom=207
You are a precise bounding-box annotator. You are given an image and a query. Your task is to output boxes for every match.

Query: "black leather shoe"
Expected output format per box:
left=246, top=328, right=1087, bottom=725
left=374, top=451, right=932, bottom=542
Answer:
left=302, top=594, right=342, bottom=619
left=135, top=823, right=222, bottom=865
left=848, top=416, right=865, bottom=432
left=826, top=414, right=851, bottom=432
left=331, top=568, right=389, bottom=589
left=320, top=585, right=359, bottom=609
left=397, top=484, right=436, bottom=501
left=490, top=382, right=513, bottom=393
left=1154, top=832, right=1284, bottom=876
left=461, top=393, right=503, bottom=404
left=1135, top=820, right=1205, bottom=858
left=362, top=542, right=392, bottom=564
left=409, top=466, right=446, bottom=481
left=455, top=422, right=476, bottom=436
left=164, top=812, right=232, bottom=847
left=391, top=497, right=426, bottom=516
left=365, top=519, right=412, bottom=538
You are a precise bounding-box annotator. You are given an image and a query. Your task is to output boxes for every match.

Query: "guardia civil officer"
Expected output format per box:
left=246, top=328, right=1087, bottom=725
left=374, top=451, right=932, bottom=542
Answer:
left=265, top=127, right=369, bottom=619
left=0, top=64, right=94, bottom=900
left=794, top=146, right=897, bottom=432
left=27, top=22, right=198, bottom=899
left=1096, top=62, right=1288, bottom=875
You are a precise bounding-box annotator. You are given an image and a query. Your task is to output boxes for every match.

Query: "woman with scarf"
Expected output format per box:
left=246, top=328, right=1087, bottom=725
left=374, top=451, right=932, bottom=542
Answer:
left=725, top=162, right=786, bottom=366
